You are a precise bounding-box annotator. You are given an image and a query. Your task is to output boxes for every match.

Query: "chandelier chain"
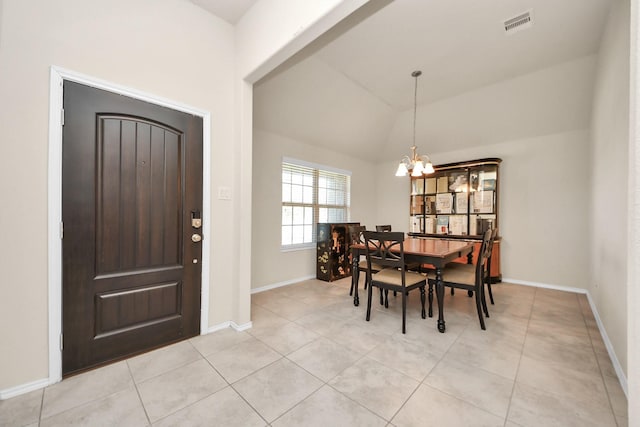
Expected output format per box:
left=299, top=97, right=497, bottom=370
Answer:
left=413, top=71, right=418, bottom=149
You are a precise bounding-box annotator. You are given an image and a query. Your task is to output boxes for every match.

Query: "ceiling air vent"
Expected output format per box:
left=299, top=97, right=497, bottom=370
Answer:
left=503, top=10, right=533, bottom=34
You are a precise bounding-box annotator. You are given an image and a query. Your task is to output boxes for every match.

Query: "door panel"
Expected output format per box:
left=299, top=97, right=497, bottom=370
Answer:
left=62, top=81, right=203, bottom=376
left=96, top=115, right=183, bottom=274
left=95, top=280, right=181, bottom=338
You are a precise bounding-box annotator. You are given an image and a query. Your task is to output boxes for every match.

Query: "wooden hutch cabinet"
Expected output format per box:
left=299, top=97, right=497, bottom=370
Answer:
left=316, top=222, right=360, bottom=282
left=408, top=158, right=502, bottom=281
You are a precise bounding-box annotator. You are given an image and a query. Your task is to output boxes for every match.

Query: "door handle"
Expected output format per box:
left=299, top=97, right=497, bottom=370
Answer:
left=191, top=234, right=202, bottom=243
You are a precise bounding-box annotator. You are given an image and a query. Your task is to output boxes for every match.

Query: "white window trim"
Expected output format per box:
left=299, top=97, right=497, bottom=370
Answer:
left=281, top=157, right=351, bottom=251
left=282, top=157, right=352, bottom=177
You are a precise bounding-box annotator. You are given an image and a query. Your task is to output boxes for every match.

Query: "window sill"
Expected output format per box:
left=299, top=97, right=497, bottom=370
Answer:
left=281, top=243, right=315, bottom=252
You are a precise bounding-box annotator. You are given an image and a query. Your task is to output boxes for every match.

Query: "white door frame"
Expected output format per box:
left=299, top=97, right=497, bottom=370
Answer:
left=47, top=66, right=211, bottom=384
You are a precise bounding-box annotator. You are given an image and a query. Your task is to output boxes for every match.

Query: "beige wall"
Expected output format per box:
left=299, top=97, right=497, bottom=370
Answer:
left=235, top=0, right=371, bottom=322
left=251, top=130, right=377, bottom=289
left=590, top=0, right=630, bottom=376
left=376, top=130, right=591, bottom=289
left=0, top=0, right=369, bottom=396
left=375, top=57, right=596, bottom=289
left=0, top=0, right=237, bottom=391
left=628, top=0, right=639, bottom=417
left=251, top=55, right=597, bottom=290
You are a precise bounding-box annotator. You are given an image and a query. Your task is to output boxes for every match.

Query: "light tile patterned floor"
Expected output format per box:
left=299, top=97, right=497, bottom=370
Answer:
left=0, top=278, right=629, bottom=426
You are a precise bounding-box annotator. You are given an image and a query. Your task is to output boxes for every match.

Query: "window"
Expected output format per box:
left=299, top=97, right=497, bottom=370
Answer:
left=281, top=159, right=351, bottom=249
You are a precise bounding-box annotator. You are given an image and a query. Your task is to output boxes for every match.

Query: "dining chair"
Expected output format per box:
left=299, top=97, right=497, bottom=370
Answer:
left=485, top=227, right=498, bottom=305
left=451, top=228, right=497, bottom=301
left=363, top=231, right=427, bottom=334
left=374, top=224, right=395, bottom=303
left=350, top=225, right=391, bottom=306
left=427, top=229, right=492, bottom=330
left=452, top=227, right=497, bottom=305
left=348, top=225, right=384, bottom=296
left=374, top=224, right=422, bottom=304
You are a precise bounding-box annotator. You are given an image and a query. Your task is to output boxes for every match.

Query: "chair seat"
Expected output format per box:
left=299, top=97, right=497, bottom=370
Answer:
left=373, top=269, right=425, bottom=287
left=428, top=263, right=474, bottom=286
left=358, top=260, right=384, bottom=272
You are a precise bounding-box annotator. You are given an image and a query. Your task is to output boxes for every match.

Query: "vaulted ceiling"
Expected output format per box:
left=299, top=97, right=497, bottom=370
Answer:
left=194, top=0, right=614, bottom=162
left=189, top=0, right=258, bottom=24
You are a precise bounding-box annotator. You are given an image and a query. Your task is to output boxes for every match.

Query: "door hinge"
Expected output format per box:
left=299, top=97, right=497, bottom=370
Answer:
left=60, top=222, right=64, bottom=239
left=61, top=108, right=65, bottom=126
left=60, top=334, right=64, bottom=351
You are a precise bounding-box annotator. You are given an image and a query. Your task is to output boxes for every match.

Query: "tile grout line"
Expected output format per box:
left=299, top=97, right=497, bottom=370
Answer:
left=38, top=386, right=45, bottom=427
left=580, top=292, right=621, bottom=424
left=199, top=341, right=272, bottom=426
left=412, top=308, right=519, bottom=422
left=37, top=363, right=137, bottom=424
left=266, top=279, right=394, bottom=423
left=125, top=360, right=152, bottom=426
left=502, top=285, right=536, bottom=426
left=266, top=381, right=325, bottom=425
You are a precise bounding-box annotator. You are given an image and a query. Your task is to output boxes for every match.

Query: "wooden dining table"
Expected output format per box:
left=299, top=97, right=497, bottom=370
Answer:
left=351, top=237, right=475, bottom=333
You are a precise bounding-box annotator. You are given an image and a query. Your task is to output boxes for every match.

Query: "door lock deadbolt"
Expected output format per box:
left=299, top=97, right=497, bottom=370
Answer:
left=191, top=210, right=202, bottom=229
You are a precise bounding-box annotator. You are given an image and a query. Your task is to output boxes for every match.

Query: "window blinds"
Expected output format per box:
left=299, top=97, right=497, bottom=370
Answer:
left=281, top=161, right=351, bottom=247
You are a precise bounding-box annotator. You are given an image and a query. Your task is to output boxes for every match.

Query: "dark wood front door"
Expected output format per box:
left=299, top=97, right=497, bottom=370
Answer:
left=62, top=81, right=203, bottom=376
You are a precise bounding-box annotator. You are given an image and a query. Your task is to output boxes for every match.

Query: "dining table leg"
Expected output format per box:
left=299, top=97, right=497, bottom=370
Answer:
left=428, top=283, right=433, bottom=318
left=435, top=267, right=446, bottom=333
left=352, top=250, right=360, bottom=306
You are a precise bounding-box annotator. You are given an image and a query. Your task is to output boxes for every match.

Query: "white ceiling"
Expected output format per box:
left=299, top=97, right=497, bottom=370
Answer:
left=315, top=0, right=611, bottom=109
left=191, top=0, right=616, bottom=161
left=189, top=0, right=257, bottom=24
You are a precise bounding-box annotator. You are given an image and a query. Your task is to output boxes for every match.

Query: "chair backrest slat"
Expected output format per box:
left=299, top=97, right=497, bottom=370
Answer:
left=485, top=227, right=498, bottom=279
left=475, top=229, right=493, bottom=284
left=363, top=231, right=405, bottom=271
left=485, top=227, right=498, bottom=260
left=348, top=225, right=366, bottom=245
left=375, top=225, right=392, bottom=232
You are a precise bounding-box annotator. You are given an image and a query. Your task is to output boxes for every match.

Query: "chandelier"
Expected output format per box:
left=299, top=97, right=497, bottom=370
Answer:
left=395, top=70, right=434, bottom=177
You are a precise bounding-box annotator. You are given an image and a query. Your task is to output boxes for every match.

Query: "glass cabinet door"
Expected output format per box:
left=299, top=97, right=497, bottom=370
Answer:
left=408, top=158, right=501, bottom=237
left=469, top=164, right=498, bottom=235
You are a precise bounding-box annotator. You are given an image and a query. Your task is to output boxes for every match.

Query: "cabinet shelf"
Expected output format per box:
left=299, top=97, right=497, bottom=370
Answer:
left=407, top=158, right=502, bottom=281
left=408, top=158, right=501, bottom=238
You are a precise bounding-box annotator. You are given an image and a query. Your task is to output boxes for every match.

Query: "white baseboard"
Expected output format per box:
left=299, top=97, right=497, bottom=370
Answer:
left=501, top=277, right=588, bottom=295
left=502, top=277, right=628, bottom=398
left=0, top=378, right=49, bottom=400
left=251, top=275, right=316, bottom=294
left=230, top=321, right=253, bottom=332
left=205, top=320, right=253, bottom=334
left=584, top=292, right=628, bottom=398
